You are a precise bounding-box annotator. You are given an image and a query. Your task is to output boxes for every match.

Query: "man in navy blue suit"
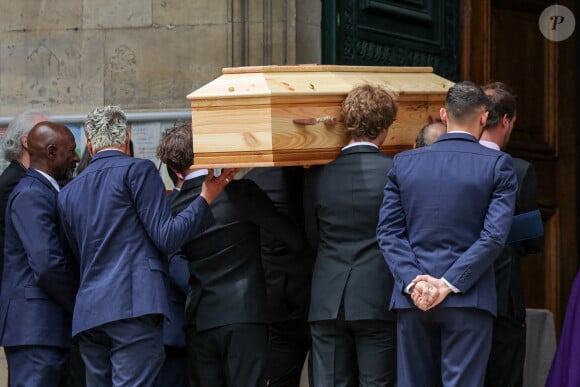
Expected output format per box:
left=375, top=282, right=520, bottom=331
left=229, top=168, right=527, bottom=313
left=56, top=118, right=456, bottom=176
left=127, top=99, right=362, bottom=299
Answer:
left=57, top=106, right=237, bottom=387
left=1, top=121, right=80, bottom=386
left=377, top=81, right=518, bottom=387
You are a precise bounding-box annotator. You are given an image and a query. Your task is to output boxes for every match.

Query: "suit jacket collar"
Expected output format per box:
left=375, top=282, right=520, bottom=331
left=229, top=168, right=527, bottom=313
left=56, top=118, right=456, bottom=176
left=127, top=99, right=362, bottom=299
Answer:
left=9, top=160, right=27, bottom=174
left=92, top=149, right=128, bottom=162
left=340, top=144, right=381, bottom=157
left=436, top=132, right=478, bottom=143
left=26, top=168, right=58, bottom=193
left=181, top=175, right=205, bottom=194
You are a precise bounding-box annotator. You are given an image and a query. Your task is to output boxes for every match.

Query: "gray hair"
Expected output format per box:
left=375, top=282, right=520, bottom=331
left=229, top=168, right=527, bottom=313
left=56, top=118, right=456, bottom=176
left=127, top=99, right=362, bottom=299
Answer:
left=3, top=109, right=49, bottom=161
left=84, top=106, right=129, bottom=151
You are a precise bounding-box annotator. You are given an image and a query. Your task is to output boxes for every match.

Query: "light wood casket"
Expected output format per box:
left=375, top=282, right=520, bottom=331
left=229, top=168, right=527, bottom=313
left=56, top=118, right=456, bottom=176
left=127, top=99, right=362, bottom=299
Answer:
left=187, top=65, right=454, bottom=168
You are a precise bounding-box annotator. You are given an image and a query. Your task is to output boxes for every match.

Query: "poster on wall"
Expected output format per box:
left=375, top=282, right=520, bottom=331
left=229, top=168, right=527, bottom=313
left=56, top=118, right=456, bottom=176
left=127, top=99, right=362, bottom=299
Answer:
left=66, top=123, right=86, bottom=157
left=130, top=121, right=162, bottom=167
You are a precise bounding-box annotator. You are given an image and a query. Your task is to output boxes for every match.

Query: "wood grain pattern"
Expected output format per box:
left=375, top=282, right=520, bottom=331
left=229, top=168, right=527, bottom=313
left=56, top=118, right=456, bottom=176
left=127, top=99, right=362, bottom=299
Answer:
left=189, top=65, right=452, bottom=167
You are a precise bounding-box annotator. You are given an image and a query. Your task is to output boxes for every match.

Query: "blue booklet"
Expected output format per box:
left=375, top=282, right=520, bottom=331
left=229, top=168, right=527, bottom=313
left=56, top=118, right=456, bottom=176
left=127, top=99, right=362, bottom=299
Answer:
left=507, top=209, right=544, bottom=244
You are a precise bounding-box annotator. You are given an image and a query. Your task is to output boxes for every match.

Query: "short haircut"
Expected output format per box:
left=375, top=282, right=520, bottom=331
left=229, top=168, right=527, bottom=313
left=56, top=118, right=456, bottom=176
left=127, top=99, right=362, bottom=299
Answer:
left=483, top=82, right=517, bottom=129
left=415, top=121, right=446, bottom=148
left=156, top=123, right=193, bottom=174
left=84, top=106, right=129, bottom=151
left=341, top=84, right=398, bottom=141
left=445, top=81, right=490, bottom=124
left=3, top=109, right=49, bottom=161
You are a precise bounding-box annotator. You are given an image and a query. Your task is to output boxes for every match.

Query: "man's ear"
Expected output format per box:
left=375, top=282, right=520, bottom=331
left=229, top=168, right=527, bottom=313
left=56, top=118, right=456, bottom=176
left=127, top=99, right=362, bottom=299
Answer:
left=20, top=135, right=29, bottom=150
left=47, top=144, right=58, bottom=160
left=501, top=114, right=510, bottom=128
left=480, top=111, right=489, bottom=127
left=439, top=108, right=447, bottom=124
left=85, top=139, right=95, bottom=157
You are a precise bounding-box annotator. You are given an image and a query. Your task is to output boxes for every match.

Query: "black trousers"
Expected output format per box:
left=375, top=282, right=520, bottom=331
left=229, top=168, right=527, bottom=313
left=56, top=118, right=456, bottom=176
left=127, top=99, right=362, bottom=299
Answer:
left=187, top=323, right=269, bottom=387
left=310, top=319, right=397, bottom=387
left=60, top=339, right=86, bottom=387
left=266, top=318, right=310, bottom=387
left=484, top=315, right=526, bottom=387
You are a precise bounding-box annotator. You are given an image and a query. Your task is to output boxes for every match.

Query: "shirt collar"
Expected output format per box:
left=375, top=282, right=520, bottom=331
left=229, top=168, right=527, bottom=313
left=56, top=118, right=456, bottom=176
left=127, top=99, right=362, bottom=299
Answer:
left=185, top=169, right=209, bottom=181
left=34, top=169, right=60, bottom=192
left=479, top=140, right=501, bottom=151
left=342, top=141, right=379, bottom=151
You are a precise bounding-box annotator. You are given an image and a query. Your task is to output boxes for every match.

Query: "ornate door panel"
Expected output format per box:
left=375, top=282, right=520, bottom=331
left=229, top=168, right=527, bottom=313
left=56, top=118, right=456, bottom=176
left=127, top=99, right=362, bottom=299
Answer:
left=323, top=0, right=461, bottom=80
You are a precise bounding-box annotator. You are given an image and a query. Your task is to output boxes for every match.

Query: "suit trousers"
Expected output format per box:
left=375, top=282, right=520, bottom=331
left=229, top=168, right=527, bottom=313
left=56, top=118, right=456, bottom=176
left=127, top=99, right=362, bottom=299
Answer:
left=266, top=318, right=310, bottom=387
left=484, top=315, right=526, bottom=387
left=397, top=307, right=493, bottom=387
left=4, top=345, right=68, bottom=387
left=186, top=323, right=268, bottom=387
left=309, top=318, right=397, bottom=387
left=77, top=314, right=165, bottom=387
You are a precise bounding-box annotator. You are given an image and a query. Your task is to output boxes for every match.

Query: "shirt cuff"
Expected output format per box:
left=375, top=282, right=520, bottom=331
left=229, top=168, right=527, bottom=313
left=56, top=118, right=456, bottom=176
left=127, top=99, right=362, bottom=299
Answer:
left=405, top=282, right=415, bottom=294
left=442, top=277, right=461, bottom=293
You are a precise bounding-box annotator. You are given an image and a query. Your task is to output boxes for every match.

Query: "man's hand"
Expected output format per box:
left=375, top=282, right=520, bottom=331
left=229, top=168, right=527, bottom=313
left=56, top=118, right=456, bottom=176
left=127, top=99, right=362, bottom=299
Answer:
left=411, top=275, right=453, bottom=311
left=411, top=280, right=438, bottom=311
left=200, top=168, right=240, bottom=204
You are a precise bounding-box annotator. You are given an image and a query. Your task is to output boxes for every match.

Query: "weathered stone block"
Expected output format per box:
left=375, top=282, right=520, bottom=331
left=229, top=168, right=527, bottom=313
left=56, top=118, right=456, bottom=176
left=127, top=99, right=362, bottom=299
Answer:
left=152, top=0, right=228, bottom=26
left=104, top=25, right=228, bottom=109
left=0, top=30, right=105, bottom=116
left=83, top=0, right=152, bottom=29
left=0, top=0, right=82, bottom=31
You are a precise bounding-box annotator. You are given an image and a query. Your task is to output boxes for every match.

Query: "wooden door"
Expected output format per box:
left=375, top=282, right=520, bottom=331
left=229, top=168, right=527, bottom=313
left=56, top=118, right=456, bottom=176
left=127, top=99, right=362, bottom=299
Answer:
left=462, top=0, right=578, bottom=331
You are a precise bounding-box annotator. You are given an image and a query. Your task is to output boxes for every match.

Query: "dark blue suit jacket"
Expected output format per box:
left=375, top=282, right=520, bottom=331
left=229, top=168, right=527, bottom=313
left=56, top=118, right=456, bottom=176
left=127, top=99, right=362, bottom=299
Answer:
left=57, top=150, right=213, bottom=336
left=0, top=169, right=78, bottom=347
left=377, top=132, right=518, bottom=316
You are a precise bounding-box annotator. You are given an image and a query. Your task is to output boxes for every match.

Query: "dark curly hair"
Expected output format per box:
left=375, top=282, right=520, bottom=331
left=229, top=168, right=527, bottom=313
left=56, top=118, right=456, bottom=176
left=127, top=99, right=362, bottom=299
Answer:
left=341, top=84, right=398, bottom=141
left=156, top=123, right=193, bottom=173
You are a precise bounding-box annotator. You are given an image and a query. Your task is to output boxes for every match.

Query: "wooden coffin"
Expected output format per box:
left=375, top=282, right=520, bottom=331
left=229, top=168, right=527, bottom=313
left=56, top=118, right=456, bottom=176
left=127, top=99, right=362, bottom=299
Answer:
left=187, top=65, right=454, bottom=168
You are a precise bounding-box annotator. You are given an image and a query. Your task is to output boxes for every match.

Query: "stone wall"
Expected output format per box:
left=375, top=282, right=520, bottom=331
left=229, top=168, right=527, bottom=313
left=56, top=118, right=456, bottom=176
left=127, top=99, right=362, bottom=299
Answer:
left=0, top=0, right=321, bottom=116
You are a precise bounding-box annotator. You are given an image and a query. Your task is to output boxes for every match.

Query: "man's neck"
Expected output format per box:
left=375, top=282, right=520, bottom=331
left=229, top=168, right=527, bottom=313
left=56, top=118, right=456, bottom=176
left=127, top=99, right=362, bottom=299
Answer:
left=446, top=123, right=482, bottom=139
left=480, top=129, right=502, bottom=149
left=16, top=153, right=30, bottom=169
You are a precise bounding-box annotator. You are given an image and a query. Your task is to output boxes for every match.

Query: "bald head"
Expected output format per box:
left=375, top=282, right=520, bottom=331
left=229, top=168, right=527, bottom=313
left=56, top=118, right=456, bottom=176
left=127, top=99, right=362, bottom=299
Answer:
left=28, top=121, right=80, bottom=181
left=415, top=122, right=446, bottom=148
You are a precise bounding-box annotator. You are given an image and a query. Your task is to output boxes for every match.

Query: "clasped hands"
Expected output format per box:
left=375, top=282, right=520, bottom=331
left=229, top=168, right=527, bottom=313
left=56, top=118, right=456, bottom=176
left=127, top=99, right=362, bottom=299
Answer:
left=410, top=275, right=452, bottom=311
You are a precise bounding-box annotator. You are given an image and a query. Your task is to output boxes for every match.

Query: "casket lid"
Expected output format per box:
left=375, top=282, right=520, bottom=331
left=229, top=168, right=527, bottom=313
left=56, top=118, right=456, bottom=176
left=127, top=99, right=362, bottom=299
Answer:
left=187, top=65, right=453, bottom=106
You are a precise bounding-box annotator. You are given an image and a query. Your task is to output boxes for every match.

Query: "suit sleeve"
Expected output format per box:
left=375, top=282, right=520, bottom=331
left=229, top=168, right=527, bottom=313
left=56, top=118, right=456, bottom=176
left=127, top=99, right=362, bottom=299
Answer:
left=127, top=161, right=214, bottom=255
left=168, top=251, right=190, bottom=295
left=442, top=153, right=518, bottom=292
left=512, top=163, right=544, bottom=256
left=377, top=162, right=424, bottom=293
left=11, top=189, right=78, bottom=315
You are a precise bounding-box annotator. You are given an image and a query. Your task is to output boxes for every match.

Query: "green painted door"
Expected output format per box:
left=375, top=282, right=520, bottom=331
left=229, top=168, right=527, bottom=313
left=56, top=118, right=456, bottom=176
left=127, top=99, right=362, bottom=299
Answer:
left=322, top=0, right=460, bottom=81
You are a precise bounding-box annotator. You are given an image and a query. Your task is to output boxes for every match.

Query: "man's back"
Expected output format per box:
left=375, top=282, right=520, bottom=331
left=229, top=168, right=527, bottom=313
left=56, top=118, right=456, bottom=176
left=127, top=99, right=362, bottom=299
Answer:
left=58, top=150, right=212, bottom=336
left=304, top=145, right=396, bottom=322
left=172, top=176, right=307, bottom=332
left=379, top=132, right=518, bottom=315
